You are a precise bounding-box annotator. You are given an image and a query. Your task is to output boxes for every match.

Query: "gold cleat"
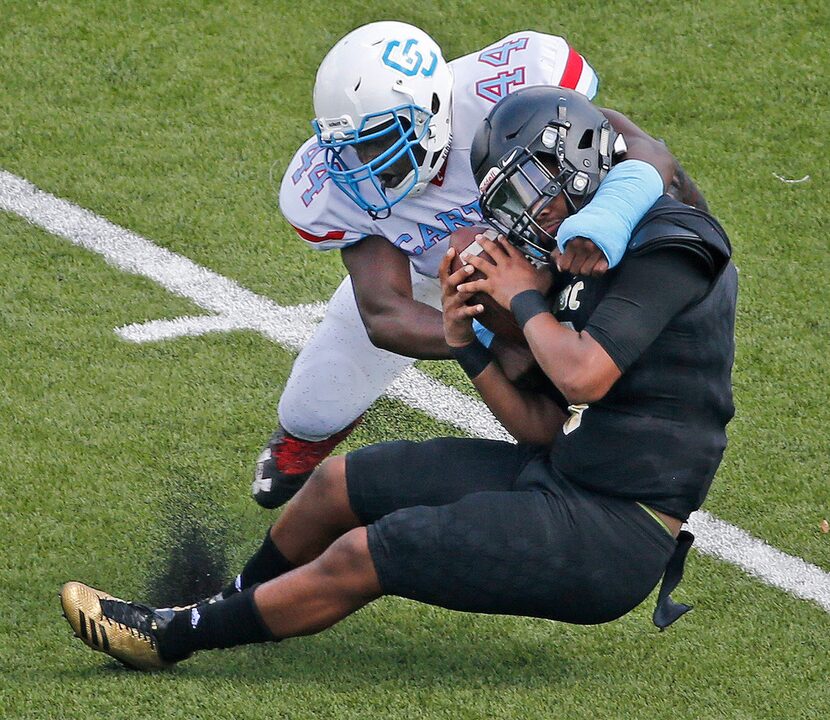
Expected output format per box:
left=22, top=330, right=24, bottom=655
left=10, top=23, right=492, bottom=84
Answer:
left=60, top=581, right=181, bottom=671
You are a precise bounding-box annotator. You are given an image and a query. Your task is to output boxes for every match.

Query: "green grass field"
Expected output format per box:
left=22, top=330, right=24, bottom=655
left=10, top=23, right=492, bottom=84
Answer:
left=1, top=1, right=829, bottom=718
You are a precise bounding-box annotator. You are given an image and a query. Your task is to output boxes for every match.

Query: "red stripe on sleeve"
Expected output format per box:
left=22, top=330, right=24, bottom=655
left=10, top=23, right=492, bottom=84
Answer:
left=292, top=225, right=346, bottom=243
left=559, top=47, right=584, bottom=90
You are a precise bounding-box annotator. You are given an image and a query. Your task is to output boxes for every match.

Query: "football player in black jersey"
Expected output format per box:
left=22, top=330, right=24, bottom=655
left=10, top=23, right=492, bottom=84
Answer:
left=60, top=87, right=736, bottom=670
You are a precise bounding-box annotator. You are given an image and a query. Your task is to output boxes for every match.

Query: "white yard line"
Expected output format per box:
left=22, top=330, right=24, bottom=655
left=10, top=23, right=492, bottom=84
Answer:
left=2, top=168, right=828, bottom=613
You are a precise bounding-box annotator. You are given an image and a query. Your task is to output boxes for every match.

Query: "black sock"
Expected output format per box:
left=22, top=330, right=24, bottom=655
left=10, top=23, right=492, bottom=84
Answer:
left=159, top=585, right=277, bottom=661
left=221, top=528, right=295, bottom=598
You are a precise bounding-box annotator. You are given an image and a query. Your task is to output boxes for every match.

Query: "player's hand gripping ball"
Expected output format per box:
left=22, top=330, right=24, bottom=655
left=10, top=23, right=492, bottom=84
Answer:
left=448, top=226, right=526, bottom=344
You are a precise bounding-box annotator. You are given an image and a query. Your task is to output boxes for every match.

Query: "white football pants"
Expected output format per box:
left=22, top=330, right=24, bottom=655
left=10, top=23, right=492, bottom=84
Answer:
left=277, top=268, right=442, bottom=441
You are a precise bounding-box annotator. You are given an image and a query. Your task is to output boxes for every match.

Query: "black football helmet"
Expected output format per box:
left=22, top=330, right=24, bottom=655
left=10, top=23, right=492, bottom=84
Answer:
left=470, top=86, right=623, bottom=262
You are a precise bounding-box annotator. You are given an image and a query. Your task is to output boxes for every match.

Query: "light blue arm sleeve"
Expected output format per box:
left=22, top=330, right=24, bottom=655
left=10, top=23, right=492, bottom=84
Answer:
left=556, top=159, right=664, bottom=268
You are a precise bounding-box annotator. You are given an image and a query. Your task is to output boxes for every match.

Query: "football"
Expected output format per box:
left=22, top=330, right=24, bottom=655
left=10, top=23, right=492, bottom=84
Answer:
left=448, top=226, right=526, bottom=344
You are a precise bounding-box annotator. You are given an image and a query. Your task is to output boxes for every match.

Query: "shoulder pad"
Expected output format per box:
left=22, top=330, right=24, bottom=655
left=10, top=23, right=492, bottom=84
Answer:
left=629, top=196, right=731, bottom=276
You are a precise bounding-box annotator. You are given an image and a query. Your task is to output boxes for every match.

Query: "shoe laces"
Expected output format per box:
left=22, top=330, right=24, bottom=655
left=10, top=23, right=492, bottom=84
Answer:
left=99, top=599, right=159, bottom=647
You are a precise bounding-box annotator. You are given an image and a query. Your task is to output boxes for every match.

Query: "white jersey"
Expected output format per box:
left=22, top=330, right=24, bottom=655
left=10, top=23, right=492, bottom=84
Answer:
left=279, top=31, right=598, bottom=278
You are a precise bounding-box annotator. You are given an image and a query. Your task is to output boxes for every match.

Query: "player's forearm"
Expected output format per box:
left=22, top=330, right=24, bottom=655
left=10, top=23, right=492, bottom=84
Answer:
left=669, top=164, right=710, bottom=211
left=523, top=314, right=618, bottom=405
left=600, top=108, right=675, bottom=191
left=342, top=236, right=453, bottom=359
left=471, top=362, right=565, bottom=444
left=363, top=301, right=453, bottom=360
left=601, top=108, right=709, bottom=211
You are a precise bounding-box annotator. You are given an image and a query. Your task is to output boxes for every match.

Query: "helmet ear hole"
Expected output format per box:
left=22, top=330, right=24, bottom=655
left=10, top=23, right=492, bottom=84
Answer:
left=578, top=129, right=594, bottom=149
left=537, top=151, right=559, bottom=174
left=432, top=93, right=440, bottom=114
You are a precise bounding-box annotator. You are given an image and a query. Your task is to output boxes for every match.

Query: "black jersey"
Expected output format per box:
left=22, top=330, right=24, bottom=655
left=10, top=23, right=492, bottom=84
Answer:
left=548, top=196, right=737, bottom=520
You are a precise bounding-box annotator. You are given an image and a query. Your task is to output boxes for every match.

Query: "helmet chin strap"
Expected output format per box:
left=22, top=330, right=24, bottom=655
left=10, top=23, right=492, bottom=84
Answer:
left=387, top=132, right=452, bottom=204
left=434, top=132, right=452, bottom=167
left=419, top=130, right=452, bottom=184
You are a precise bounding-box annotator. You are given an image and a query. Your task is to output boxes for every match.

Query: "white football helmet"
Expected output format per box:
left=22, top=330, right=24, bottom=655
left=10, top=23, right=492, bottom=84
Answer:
left=312, top=21, right=454, bottom=218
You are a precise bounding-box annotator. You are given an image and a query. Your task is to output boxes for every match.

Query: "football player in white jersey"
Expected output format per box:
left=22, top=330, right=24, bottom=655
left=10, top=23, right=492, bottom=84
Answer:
left=254, top=21, right=707, bottom=509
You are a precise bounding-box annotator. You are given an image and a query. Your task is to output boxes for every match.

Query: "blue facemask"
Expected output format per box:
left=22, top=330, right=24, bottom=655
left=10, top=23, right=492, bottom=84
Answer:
left=313, top=104, right=431, bottom=219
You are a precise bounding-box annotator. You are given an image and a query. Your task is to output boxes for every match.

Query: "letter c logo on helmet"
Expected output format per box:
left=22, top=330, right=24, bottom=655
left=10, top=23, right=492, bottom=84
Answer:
left=382, top=39, right=438, bottom=78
